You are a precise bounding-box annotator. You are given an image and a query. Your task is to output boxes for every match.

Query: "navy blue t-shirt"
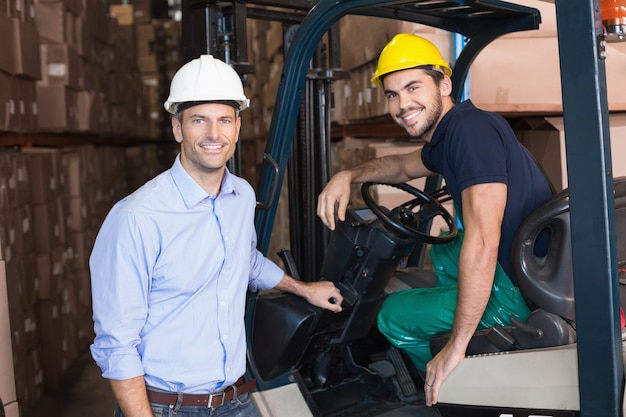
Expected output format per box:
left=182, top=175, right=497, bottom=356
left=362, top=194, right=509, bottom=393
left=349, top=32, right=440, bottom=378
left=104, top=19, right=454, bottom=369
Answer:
left=421, top=100, right=553, bottom=284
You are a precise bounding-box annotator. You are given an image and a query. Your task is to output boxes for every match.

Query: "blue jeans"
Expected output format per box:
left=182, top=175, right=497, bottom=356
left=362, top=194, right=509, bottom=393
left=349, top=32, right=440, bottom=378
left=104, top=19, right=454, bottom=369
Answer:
left=114, top=392, right=260, bottom=417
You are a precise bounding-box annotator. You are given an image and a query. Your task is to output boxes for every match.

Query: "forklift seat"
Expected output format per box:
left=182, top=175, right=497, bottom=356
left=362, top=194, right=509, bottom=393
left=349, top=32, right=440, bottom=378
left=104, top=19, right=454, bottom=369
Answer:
left=433, top=176, right=626, bottom=355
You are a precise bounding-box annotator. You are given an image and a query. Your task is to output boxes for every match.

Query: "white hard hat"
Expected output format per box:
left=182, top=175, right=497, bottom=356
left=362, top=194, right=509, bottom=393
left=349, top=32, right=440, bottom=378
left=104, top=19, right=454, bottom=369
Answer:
left=164, top=55, right=250, bottom=114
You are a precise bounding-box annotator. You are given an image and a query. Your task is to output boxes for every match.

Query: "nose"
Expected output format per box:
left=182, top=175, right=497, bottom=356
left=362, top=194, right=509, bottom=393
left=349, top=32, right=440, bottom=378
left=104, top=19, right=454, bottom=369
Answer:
left=203, top=121, right=221, bottom=139
left=398, top=91, right=411, bottom=110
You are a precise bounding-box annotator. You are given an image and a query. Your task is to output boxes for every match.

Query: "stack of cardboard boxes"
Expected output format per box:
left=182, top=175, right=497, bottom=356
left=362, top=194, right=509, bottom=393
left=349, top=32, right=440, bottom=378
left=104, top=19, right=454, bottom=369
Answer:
left=0, top=141, right=173, bottom=416
left=0, top=0, right=182, bottom=138
left=0, top=0, right=40, bottom=133
left=331, top=1, right=626, bottom=124
left=240, top=19, right=285, bottom=141
left=0, top=236, right=18, bottom=417
left=110, top=2, right=183, bottom=140
left=0, top=1, right=184, bottom=416
left=0, top=145, right=128, bottom=415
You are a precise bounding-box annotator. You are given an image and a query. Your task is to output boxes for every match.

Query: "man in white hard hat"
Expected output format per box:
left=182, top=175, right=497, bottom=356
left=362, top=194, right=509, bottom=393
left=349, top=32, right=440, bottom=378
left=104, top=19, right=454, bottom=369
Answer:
left=90, top=55, right=344, bottom=417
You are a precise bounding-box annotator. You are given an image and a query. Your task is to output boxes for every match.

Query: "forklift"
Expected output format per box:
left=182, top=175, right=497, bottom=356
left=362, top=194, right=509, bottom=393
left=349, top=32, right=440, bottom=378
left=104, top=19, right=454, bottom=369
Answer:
left=181, top=1, right=625, bottom=416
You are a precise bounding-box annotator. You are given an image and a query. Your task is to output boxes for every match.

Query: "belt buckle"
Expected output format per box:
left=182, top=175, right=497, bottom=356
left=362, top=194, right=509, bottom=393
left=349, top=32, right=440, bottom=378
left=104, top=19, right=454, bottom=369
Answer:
left=208, top=391, right=226, bottom=408
left=208, top=383, right=237, bottom=408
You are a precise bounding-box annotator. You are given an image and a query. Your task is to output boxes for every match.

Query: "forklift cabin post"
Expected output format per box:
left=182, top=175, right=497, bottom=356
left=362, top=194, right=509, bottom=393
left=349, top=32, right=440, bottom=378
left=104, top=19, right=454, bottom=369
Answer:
left=555, top=1, right=623, bottom=415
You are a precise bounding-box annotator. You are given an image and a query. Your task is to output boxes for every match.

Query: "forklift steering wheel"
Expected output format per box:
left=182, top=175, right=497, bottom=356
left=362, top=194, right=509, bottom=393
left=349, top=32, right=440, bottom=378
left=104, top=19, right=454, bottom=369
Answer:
left=361, top=182, right=458, bottom=244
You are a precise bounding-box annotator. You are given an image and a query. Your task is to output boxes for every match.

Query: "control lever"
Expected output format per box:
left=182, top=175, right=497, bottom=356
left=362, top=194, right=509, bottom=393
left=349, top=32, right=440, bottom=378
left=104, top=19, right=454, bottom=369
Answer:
left=277, top=249, right=349, bottom=308
left=485, top=323, right=516, bottom=350
left=277, top=248, right=300, bottom=280
left=333, top=282, right=356, bottom=309
left=510, top=316, right=544, bottom=340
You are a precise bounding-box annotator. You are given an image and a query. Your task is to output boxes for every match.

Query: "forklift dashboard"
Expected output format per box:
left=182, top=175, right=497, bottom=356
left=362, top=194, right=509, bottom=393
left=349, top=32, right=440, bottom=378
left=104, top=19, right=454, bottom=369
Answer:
left=352, top=208, right=377, bottom=224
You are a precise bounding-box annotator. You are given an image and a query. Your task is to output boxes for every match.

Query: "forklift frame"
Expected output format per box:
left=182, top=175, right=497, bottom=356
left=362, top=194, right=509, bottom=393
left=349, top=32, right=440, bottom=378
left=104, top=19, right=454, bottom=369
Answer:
left=252, top=1, right=622, bottom=416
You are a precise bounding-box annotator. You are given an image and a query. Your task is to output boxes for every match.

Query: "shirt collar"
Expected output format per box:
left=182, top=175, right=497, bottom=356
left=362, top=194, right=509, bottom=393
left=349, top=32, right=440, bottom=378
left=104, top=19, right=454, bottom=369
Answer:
left=429, top=100, right=473, bottom=148
left=170, top=154, right=238, bottom=208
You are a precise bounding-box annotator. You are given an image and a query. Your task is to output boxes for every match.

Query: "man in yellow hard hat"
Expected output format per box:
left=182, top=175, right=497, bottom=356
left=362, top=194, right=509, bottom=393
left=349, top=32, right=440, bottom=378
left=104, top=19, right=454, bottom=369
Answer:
left=90, top=55, right=344, bottom=417
left=317, top=34, right=554, bottom=406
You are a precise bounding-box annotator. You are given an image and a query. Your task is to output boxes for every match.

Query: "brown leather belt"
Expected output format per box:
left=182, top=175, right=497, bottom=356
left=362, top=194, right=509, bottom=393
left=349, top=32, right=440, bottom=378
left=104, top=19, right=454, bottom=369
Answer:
left=147, top=377, right=256, bottom=408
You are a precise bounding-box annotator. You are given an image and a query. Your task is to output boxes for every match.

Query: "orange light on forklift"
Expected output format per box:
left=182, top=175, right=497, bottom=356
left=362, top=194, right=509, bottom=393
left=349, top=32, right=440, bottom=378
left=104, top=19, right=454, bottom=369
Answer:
left=601, top=0, right=626, bottom=41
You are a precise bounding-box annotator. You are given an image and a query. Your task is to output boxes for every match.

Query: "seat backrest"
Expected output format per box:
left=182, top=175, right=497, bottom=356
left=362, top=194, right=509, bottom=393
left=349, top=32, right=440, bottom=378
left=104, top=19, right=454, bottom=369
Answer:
left=511, top=188, right=575, bottom=320
left=511, top=177, right=626, bottom=322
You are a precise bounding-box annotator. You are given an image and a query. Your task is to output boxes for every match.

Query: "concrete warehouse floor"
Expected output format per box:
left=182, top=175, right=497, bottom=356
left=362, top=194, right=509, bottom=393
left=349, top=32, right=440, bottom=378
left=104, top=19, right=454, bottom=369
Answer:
left=24, top=351, right=115, bottom=417
left=22, top=350, right=440, bottom=417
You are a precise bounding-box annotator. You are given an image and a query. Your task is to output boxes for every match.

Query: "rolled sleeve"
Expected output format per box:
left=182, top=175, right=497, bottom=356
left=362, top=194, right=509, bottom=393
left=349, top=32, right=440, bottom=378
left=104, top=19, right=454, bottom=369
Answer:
left=91, top=348, right=146, bottom=381
left=248, top=246, right=284, bottom=291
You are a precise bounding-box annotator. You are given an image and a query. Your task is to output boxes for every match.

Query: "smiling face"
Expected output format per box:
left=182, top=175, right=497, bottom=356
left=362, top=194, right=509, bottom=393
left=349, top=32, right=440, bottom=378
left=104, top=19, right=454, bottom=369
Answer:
left=383, top=68, right=452, bottom=141
left=171, top=102, right=241, bottom=192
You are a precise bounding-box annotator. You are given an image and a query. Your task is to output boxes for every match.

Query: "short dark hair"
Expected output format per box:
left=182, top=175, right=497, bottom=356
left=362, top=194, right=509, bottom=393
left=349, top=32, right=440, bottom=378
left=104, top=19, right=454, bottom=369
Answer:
left=380, top=66, right=446, bottom=87
left=422, top=68, right=445, bottom=85
left=174, top=100, right=240, bottom=121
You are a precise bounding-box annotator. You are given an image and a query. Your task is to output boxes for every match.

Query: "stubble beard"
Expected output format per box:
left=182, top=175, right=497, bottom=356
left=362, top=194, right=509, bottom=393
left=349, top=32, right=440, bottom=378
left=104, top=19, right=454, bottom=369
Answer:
left=400, top=95, right=443, bottom=139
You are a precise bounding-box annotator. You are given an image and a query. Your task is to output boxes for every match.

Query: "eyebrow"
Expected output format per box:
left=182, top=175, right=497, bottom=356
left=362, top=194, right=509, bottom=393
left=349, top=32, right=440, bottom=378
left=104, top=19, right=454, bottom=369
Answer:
left=384, top=80, right=423, bottom=95
left=188, top=113, right=235, bottom=120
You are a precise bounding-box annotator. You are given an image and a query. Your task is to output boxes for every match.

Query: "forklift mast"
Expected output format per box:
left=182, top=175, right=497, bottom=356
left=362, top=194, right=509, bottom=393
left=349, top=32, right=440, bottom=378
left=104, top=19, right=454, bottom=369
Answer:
left=182, top=1, right=624, bottom=416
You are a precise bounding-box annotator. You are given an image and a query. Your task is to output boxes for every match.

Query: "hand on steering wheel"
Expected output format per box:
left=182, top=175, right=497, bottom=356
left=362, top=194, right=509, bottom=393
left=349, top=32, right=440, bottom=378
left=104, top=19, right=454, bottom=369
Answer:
left=361, top=182, right=457, bottom=244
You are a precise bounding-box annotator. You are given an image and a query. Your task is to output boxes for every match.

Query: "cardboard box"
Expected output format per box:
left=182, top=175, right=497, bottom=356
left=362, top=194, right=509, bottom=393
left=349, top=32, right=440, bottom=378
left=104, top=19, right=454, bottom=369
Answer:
left=6, top=0, right=18, bottom=19
left=135, top=22, right=155, bottom=57
left=3, top=401, right=19, bottom=417
left=516, top=113, right=626, bottom=191
left=32, top=202, right=60, bottom=254
left=74, top=13, right=87, bottom=56
left=0, top=261, right=18, bottom=406
left=23, top=150, right=57, bottom=204
left=12, top=17, right=41, bottom=80
left=35, top=253, right=53, bottom=299
left=67, top=196, right=86, bottom=231
left=9, top=76, right=37, bottom=132
left=0, top=11, right=14, bottom=74
left=1, top=151, right=29, bottom=209
left=76, top=90, right=105, bottom=132
left=84, top=0, right=108, bottom=43
left=7, top=0, right=35, bottom=22
left=470, top=34, right=626, bottom=113
left=137, top=54, right=158, bottom=74
left=36, top=0, right=82, bottom=15
left=36, top=85, right=78, bottom=130
left=36, top=298, right=64, bottom=391
left=13, top=204, right=34, bottom=256
left=62, top=150, right=82, bottom=197
left=38, top=43, right=82, bottom=89
left=110, top=4, right=133, bottom=26
left=132, top=0, right=152, bottom=24
left=35, top=2, right=69, bottom=45
left=0, top=71, right=12, bottom=131
left=339, top=16, right=448, bottom=71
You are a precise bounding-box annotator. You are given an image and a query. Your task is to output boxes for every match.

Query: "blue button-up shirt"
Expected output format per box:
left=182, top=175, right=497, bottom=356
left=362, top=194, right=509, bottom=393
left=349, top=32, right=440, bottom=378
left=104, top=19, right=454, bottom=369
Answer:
left=90, top=155, right=284, bottom=394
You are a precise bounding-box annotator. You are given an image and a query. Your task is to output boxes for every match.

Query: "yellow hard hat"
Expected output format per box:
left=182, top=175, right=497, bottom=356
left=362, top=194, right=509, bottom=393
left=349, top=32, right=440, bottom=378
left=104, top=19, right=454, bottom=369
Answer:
left=371, top=34, right=452, bottom=87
